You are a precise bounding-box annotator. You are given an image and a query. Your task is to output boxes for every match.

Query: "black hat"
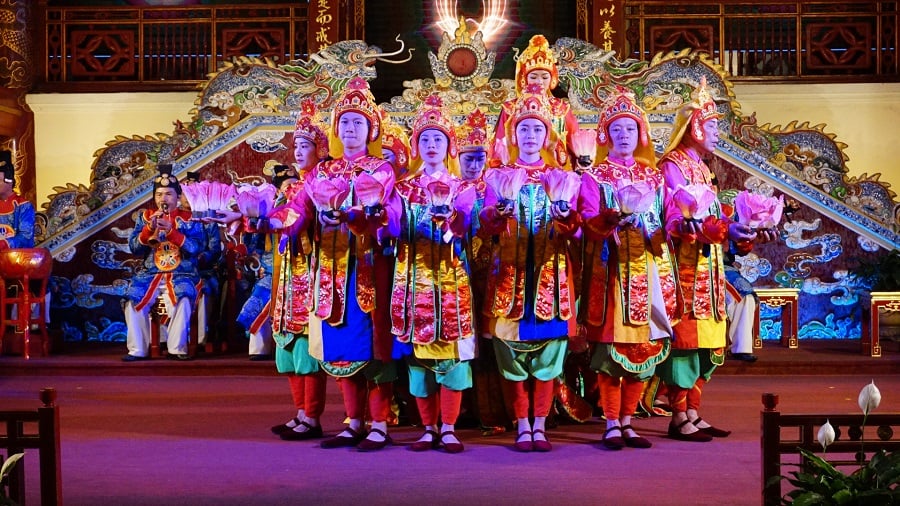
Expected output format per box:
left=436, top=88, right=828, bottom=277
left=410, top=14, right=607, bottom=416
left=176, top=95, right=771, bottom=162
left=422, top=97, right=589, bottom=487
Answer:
left=272, top=164, right=299, bottom=189
left=183, top=170, right=201, bottom=183
left=153, top=163, right=182, bottom=194
left=0, top=150, right=14, bottom=184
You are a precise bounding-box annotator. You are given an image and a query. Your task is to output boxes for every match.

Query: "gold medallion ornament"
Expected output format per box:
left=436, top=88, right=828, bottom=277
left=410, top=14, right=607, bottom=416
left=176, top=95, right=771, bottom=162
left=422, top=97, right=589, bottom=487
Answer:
left=153, top=241, right=181, bottom=272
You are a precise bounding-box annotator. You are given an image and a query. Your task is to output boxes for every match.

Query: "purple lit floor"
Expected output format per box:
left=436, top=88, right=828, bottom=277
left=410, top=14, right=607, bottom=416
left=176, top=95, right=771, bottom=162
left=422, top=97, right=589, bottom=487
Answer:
left=1, top=340, right=899, bottom=506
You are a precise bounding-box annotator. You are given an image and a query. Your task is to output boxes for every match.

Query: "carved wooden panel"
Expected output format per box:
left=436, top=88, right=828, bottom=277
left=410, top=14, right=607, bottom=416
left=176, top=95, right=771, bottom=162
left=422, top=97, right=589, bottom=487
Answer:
left=649, top=24, right=715, bottom=56
left=70, top=29, right=137, bottom=79
left=805, top=21, right=873, bottom=71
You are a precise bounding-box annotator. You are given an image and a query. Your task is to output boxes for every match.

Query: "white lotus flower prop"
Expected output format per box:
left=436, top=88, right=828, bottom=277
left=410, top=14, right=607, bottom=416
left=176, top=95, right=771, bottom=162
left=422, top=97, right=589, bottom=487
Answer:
left=817, top=420, right=835, bottom=452
left=858, top=380, right=881, bottom=416
left=734, top=191, right=784, bottom=229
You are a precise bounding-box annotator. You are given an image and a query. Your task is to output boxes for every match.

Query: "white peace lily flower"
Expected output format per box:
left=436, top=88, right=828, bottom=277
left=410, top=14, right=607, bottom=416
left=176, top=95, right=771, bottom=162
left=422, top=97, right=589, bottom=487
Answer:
left=817, top=420, right=835, bottom=451
left=857, top=380, right=881, bottom=415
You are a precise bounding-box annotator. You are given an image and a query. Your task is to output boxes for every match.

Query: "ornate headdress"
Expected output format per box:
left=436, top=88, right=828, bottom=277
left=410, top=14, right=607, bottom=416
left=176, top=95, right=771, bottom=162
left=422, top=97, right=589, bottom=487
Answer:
left=0, top=150, right=14, bottom=184
left=294, top=98, right=329, bottom=160
left=410, top=94, right=457, bottom=161
left=596, top=86, right=656, bottom=166
left=664, top=76, right=723, bottom=154
left=154, top=163, right=181, bottom=194
left=272, top=164, right=299, bottom=190
left=514, top=35, right=559, bottom=94
left=506, top=84, right=559, bottom=166
left=329, top=77, right=382, bottom=158
left=381, top=115, right=410, bottom=175
left=455, top=108, right=491, bottom=153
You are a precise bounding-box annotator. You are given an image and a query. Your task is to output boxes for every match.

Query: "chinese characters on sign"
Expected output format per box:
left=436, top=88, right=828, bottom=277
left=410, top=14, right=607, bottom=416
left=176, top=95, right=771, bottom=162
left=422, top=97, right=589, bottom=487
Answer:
left=594, top=0, right=624, bottom=55
left=309, top=0, right=339, bottom=52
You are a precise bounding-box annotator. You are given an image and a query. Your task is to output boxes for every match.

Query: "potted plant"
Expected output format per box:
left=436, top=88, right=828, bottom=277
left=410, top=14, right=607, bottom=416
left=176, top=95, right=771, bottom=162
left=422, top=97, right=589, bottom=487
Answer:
left=770, top=382, right=900, bottom=505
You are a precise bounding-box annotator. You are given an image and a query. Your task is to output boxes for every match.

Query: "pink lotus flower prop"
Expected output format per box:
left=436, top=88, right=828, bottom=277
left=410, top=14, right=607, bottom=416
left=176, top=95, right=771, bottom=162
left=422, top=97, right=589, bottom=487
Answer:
left=354, top=170, right=395, bottom=216
left=570, top=128, right=597, bottom=169
left=181, top=181, right=237, bottom=219
left=539, top=169, right=581, bottom=212
left=672, top=183, right=718, bottom=220
left=615, top=180, right=657, bottom=215
left=235, top=183, right=277, bottom=219
left=734, top=191, right=784, bottom=229
left=180, top=182, right=208, bottom=216
left=484, top=167, right=527, bottom=208
left=206, top=181, right=237, bottom=213
left=306, top=176, right=351, bottom=213
left=426, top=179, right=458, bottom=217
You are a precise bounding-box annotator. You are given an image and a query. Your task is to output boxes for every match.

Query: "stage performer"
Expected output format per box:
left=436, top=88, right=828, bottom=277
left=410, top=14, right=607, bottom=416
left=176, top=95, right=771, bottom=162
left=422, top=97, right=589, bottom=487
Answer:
left=392, top=95, right=476, bottom=454
left=302, top=77, right=401, bottom=451
left=123, top=164, right=204, bottom=361
left=267, top=101, right=331, bottom=441
left=179, top=171, right=223, bottom=348
left=456, top=109, right=512, bottom=431
left=491, top=35, right=578, bottom=169
left=578, top=88, right=678, bottom=450
left=656, top=78, right=757, bottom=441
left=0, top=150, right=34, bottom=249
left=479, top=84, right=580, bottom=452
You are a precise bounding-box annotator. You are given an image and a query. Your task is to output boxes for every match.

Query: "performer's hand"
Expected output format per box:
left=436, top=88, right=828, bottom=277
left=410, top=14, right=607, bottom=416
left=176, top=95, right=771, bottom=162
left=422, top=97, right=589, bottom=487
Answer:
left=728, top=221, right=757, bottom=242
left=207, top=209, right=242, bottom=224
left=677, top=218, right=702, bottom=236
left=156, top=216, right=173, bottom=233
left=495, top=200, right=514, bottom=217
left=550, top=202, right=571, bottom=220
left=319, top=210, right=343, bottom=227
left=756, top=228, right=778, bottom=243
left=619, top=213, right=639, bottom=228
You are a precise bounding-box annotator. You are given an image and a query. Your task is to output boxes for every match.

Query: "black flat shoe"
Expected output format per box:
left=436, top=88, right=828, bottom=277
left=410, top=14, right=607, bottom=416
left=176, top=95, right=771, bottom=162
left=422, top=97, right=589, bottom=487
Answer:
left=271, top=417, right=301, bottom=435
left=693, top=417, right=731, bottom=438
left=667, top=419, right=713, bottom=442
left=280, top=422, right=323, bottom=441
left=621, top=425, right=652, bottom=449
left=730, top=353, right=758, bottom=363
left=121, top=354, right=148, bottom=362
left=321, top=427, right=367, bottom=449
left=602, top=426, right=625, bottom=450
left=357, top=428, right=391, bottom=452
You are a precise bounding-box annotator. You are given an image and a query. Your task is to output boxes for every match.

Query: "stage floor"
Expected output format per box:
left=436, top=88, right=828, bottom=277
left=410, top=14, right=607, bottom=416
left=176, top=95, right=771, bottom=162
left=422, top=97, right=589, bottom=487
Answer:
left=1, top=340, right=899, bottom=505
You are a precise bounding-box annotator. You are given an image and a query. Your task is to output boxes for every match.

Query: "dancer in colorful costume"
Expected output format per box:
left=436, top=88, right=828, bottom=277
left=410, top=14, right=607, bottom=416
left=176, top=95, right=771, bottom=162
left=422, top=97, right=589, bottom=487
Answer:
left=480, top=84, right=580, bottom=452
left=0, top=150, right=34, bottom=250
left=456, top=109, right=511, bottom=431
left=123, top=164, right=203, bottom=361
left=492, top=35, right=578, bottom=168
left=578, top=87, right=678, bottom=450
left=391, top=95, right=476, bottom=453
left=268, top=100, right=331, bottom=440
left=305, top=77, right=401, bottom=451
left=657, top=78, right=757, bottom=441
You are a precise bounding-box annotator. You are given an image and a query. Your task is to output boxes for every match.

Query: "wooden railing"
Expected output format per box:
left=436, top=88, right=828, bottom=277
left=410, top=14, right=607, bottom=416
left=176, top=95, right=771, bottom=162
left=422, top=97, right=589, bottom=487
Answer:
left=761, top=393, right=900, bottom=505
left=31, top=1, right=900, bottom=91
left=34, top=2, right=312, bottom=92
left=624, top=1, right=900, bottom=81
left=0, top=388, right=61, bottom=506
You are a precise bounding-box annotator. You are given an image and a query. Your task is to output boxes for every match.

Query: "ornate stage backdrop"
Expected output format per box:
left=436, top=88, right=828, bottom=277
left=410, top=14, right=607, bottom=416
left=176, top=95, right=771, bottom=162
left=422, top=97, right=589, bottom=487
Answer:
left=33, top=22, right=900, bottom=344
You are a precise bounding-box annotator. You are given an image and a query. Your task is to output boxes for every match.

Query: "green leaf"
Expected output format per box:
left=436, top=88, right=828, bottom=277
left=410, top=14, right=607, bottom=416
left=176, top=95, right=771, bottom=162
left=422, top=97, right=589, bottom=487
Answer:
left=0, top=453, right=23, bottom=480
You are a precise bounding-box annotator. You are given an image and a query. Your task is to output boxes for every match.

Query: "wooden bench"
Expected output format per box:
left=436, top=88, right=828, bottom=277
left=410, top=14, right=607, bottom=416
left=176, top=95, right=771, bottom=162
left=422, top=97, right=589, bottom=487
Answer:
left=761, top=392, right=900, bottom=505
left=0, top=387, right=61, bottom=506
